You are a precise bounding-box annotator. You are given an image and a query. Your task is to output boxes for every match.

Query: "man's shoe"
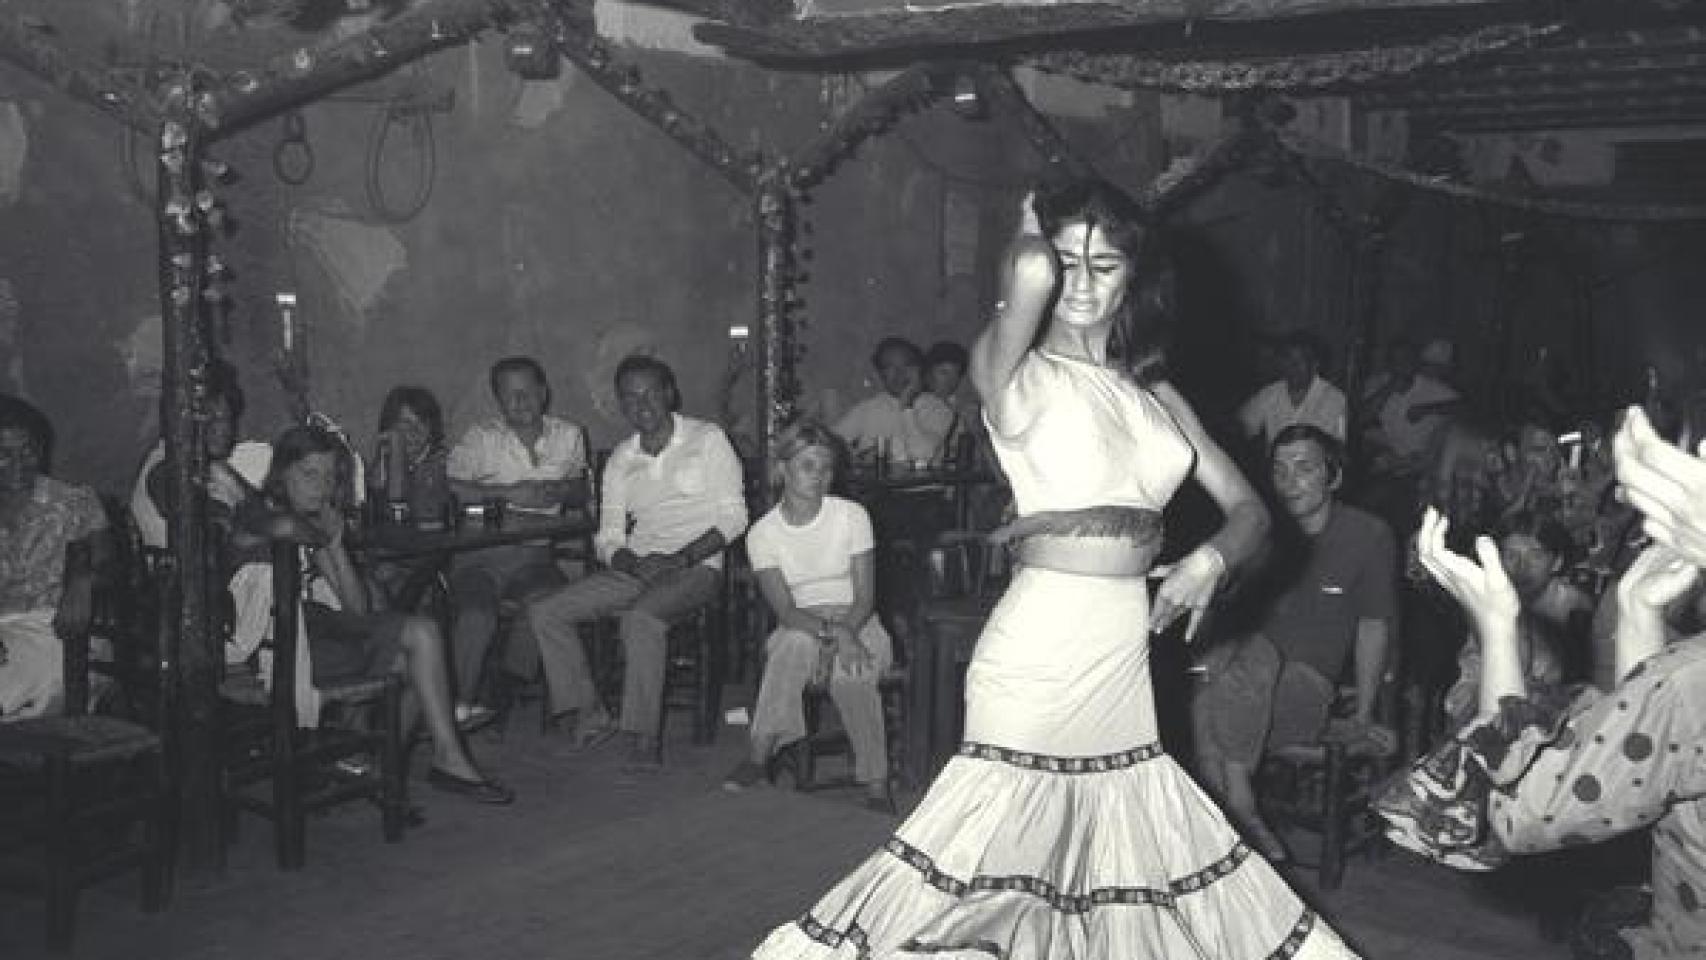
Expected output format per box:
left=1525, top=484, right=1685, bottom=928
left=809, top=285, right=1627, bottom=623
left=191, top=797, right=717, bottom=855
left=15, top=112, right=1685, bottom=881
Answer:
left=454, top=703, right=498, bottom=734
left=722, top=760, right=766, bottom=792
left=426, top=767, right=515, bottom=805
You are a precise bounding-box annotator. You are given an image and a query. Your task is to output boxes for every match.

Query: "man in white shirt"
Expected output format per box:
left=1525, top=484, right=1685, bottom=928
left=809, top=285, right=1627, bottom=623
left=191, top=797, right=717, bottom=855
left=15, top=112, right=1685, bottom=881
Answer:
left=527, top=355, right=748, bottom=765
left=835, top=337, right=955, bottom=466
left=1238, top=333, right=1347, bottom=454
left=1359, top=337, right=1461, bottom=476
left=445, top=356, right=589, bottom=724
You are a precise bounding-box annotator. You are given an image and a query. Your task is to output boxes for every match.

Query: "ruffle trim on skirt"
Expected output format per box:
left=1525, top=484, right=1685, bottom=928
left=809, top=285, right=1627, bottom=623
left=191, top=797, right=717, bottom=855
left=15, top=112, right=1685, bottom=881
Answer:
left=753, top=741, right=1358, bottom=960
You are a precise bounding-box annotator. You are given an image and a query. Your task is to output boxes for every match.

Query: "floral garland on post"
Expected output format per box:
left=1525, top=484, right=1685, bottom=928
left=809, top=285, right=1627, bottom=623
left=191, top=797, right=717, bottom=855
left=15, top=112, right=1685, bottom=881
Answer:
left=155, top=70, right=233, bottom=865
left=755, top=176, right=799, bottom=475
left=1025, top=22, right=1565, bottom=94
left=753, top=62, right=955, bottom=470
left=785, top=62, right=950, bottom=190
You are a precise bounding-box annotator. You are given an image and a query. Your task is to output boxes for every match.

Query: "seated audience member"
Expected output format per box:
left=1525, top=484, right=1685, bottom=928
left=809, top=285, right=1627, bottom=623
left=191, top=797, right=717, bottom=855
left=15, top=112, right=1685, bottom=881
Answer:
left=0, top=395, right=110, bottom=720
left=528, top=355, right=748, bottom=765
left=1419, top=337, right=1459, bottom=390
left=232, top=424, right=512, bottom=803
left=132, top=361, right=269, bottom=549
left=723, top=420, right=892, bottom=808
left=1192, top=424, right=1397, bottom=860
left=1237, top=331, right=1347, bottom=451
left=1359, top=336, right=1461, bottom=480
left=370, top=385, right=450, bottom=520
left=1380, top=448, right=1706, bottom=960
left=445, top=357, right=589, bottom=728
left=924, top=340, right=980, bottom=461
left=1442, top=510, right=1592, bottom=728
left=835, top=337, right=955, bottom=466
left=1493, top=421, right=1566, bottom=519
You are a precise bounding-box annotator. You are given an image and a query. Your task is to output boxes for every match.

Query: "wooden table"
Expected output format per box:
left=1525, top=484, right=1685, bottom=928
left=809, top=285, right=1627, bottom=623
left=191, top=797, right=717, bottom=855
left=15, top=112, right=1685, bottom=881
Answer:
left=350, top=512, right=595, bottom=610
left=847, top=464, right=1002, bottom=531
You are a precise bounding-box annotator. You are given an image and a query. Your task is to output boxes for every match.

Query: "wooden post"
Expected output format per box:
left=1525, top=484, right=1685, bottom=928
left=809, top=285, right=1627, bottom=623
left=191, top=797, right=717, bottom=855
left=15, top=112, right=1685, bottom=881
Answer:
left=755, top=177, right=796, bottom=497
left=156, top=91, right=219, bottom=869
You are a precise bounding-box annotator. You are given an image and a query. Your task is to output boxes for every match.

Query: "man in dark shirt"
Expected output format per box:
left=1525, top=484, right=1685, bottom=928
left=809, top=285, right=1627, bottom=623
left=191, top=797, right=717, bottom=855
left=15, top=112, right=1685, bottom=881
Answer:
left=1191, top=424, right=1397, bottom=860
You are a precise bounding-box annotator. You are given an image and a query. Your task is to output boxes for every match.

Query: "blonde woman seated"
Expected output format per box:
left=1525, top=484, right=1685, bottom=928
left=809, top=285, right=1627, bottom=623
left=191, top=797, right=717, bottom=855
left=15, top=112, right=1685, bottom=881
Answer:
left=723, top=420, right=893, bottom=809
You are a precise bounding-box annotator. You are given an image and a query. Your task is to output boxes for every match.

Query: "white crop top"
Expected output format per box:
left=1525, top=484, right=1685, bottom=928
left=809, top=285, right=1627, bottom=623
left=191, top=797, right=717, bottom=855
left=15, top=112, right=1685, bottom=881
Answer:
left=986, top=350, right=1195, bottom=517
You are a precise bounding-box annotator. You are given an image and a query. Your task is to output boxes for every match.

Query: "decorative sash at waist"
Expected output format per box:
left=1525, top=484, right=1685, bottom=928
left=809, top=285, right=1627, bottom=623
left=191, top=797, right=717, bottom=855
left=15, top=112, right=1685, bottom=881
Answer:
left=993, top=506, right=1164, bottom=578
left=989, top=505, right=1163, bottom=544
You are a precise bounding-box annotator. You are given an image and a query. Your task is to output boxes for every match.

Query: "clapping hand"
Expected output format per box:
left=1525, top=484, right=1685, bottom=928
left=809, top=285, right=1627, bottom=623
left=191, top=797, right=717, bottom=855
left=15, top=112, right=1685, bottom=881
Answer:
left=1616, top=542, right=1700, bottom=621
left=1614, top=406, right=1706, bottom=569
left=1413, top=506, right=1520, bottom=631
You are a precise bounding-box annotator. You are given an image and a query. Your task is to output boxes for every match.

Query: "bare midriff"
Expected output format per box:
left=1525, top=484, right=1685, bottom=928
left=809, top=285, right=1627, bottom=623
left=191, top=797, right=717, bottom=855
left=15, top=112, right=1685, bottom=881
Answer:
left=1007, top=506, right=1163, bottom=578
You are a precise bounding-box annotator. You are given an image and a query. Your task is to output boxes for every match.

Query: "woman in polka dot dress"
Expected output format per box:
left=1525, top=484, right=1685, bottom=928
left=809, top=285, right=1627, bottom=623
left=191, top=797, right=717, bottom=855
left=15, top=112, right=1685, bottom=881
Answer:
left=1379, top=496, right=1706, bottom=959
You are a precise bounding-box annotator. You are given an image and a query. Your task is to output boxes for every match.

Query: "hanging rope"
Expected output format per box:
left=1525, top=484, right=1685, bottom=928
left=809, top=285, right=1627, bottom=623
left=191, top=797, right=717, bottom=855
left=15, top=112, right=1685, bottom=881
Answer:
left=364, top=98, right=436, bottom=222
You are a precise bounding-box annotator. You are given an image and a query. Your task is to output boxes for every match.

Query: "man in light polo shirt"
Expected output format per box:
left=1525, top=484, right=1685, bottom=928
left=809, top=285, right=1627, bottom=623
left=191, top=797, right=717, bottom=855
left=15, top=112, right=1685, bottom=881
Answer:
left=835, top=336, right=955, bottom=466
left=445, top=356, right=589, bottom=727
left=1191, top=424, right=1397, bottom=861
left=1359, top=336, right=1461, bottom=477
left=1238, top=332, right=1346, bottom=454
left=527, top=354, right=748, bottom=766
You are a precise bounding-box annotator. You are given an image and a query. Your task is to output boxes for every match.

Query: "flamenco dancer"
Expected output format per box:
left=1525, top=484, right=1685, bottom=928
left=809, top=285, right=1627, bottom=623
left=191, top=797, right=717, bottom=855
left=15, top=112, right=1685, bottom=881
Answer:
left=752, top=181, right=1358, bottom=957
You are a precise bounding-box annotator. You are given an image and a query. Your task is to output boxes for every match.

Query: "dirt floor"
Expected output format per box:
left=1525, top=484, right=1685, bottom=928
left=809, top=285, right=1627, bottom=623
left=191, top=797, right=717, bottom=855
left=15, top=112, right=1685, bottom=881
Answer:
left=0, top=696, right=1563, bottom=960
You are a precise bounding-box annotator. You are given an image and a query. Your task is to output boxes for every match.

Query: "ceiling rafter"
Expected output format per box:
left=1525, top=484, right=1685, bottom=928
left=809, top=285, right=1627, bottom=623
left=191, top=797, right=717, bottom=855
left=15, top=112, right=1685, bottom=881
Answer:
left=1423, top=107, right=1706, bottom=131
left=684, top=0, right=1569, bottom=61
left=1411, top=91, right=1706, bottom=127
left=1363, top=72, right=1706, bottom=109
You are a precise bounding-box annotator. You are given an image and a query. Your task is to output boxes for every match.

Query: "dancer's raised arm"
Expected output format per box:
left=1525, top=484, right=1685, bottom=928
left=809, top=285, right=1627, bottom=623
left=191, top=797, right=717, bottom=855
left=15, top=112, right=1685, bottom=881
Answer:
left=972, top=194, right=1057, bottom=430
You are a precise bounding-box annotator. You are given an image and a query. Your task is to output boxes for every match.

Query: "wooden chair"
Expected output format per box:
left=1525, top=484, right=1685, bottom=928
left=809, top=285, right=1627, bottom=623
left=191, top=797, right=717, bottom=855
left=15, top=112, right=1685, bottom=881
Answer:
left=1256, top=677, right=1406, bottom=890
left=217, top=540, right=407, bottom=870
left=775, top=666, right=907, bottom=796
left=0, top=541, right=170, bottom=952
left=652, top=554, right=736, bottom=762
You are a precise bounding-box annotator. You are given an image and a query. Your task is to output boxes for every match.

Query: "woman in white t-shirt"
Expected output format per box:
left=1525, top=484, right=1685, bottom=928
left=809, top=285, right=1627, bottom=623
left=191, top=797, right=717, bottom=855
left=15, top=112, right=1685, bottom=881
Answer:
left=724, top=419, right=893, bottom=808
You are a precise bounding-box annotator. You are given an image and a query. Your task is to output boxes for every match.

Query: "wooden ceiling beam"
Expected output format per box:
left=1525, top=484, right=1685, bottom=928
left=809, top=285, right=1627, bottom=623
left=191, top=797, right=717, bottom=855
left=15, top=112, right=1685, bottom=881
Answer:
left=200, top=0, right=512, bottom=137
left=1421, top=107, right=1706, bottom=131
left=1410, top=92, right=1706, bottom=130
left=1362, top=72, right=1706, bottom=109
left=688, top=0, right=1561, bottom=61
left=637, top=0, right=793, bottom=26
left=1404, top=47, right=1706, bottom=88
left=0, top=12, right=159, bottom=134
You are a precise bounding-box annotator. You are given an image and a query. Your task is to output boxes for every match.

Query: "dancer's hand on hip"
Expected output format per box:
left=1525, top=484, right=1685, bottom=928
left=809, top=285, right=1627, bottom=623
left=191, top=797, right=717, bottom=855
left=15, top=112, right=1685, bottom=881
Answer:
left=1151, top=544, right=1225, bottom=642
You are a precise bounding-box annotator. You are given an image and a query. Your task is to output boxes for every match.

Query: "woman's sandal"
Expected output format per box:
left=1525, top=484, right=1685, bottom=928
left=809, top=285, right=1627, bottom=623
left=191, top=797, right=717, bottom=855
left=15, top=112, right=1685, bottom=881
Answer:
left=426, top=767, right=516, bottom=805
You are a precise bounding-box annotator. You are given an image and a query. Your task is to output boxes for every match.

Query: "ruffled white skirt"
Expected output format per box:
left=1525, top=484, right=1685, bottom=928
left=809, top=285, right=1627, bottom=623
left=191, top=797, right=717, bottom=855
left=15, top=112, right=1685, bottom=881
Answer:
left=752, top=567, right=1359, bottom=959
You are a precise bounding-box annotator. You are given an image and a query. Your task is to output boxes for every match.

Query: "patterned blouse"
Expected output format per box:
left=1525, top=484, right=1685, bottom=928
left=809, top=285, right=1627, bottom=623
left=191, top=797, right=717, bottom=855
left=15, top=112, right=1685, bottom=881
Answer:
left=0, top=475, right=108, bottom=615
left=1378, top=640, right=1706, bottom=958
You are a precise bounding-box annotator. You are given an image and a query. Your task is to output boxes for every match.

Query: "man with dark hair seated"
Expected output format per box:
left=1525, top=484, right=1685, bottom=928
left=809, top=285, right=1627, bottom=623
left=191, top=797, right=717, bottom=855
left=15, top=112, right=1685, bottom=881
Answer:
left=528, top=354, right=747, bottom=766
left=0, top=394, right=110, bottom=719
left=835, top=336, right=955, bottom=466
left=1191, top=423, right=1397, bottom=860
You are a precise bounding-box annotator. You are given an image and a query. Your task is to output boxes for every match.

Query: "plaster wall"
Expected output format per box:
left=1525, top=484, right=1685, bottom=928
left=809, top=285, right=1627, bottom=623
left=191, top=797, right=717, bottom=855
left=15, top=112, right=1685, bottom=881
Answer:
left=0, top=41, right=1056, bottom=493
